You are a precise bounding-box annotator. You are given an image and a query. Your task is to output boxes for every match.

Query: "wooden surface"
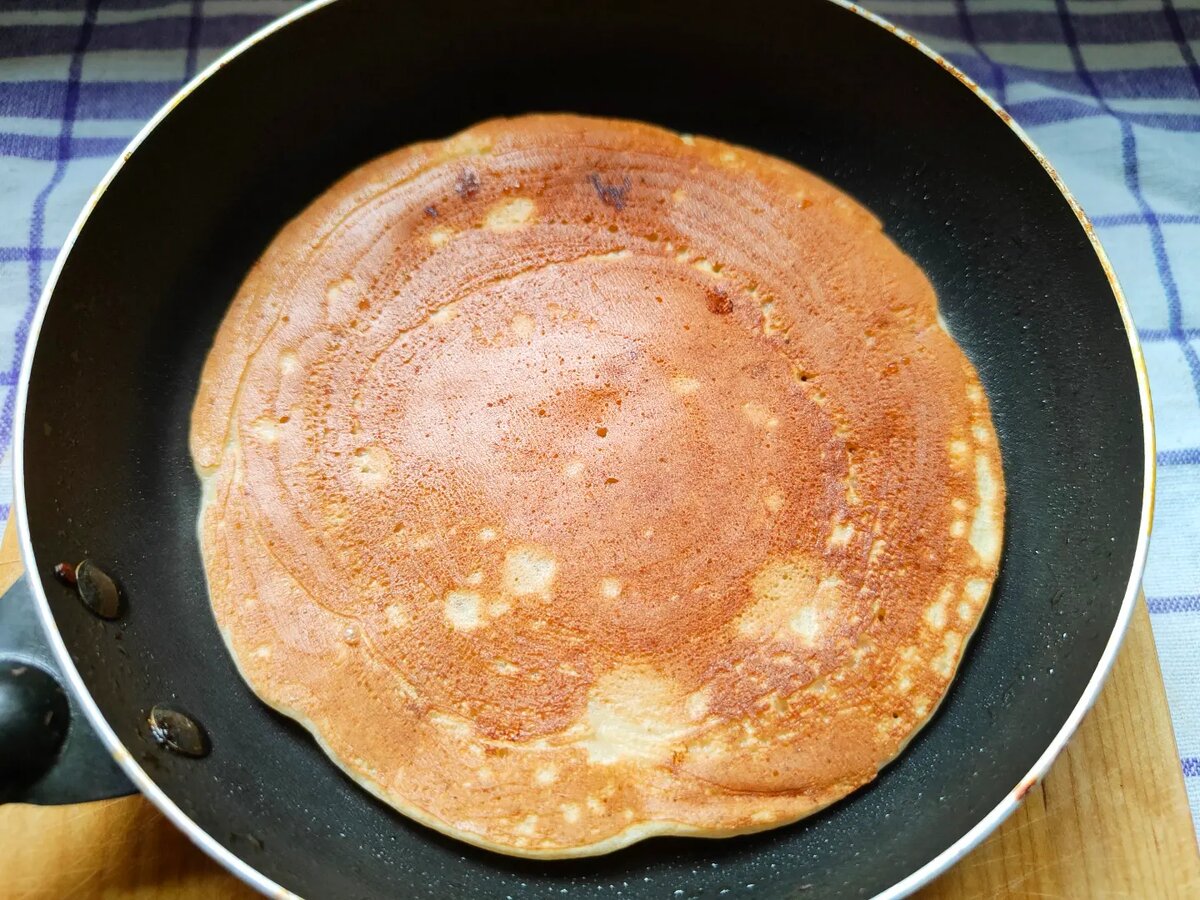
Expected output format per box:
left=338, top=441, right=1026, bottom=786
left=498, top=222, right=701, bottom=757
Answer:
left=1, top=517, right=1197, bottom=899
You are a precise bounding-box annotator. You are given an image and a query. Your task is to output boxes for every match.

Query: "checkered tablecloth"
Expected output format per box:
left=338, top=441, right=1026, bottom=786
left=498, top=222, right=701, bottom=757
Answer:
left=1, top=0, right=1197, bottom=832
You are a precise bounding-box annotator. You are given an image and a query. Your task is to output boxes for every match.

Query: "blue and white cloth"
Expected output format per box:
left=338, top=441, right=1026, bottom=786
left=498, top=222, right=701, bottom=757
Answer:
left=1, top=0, right=1197, bottom=831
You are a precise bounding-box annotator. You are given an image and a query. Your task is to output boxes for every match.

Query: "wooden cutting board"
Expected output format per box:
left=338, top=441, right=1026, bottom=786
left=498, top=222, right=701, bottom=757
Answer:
left=1, top=516, right=1197, bottom=898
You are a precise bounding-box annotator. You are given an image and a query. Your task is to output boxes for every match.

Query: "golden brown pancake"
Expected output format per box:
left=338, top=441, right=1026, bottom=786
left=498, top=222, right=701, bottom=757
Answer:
left=191, top=114, right=1004, bottom=858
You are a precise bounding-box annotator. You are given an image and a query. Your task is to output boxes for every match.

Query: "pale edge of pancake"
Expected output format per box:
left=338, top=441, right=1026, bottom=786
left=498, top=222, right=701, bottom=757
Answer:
left=192, top=118, right=1005, bottom=859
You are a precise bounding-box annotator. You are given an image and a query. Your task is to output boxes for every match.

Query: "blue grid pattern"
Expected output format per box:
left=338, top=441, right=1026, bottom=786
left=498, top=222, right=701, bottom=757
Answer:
left=0, top=0, right=1197, bottom=831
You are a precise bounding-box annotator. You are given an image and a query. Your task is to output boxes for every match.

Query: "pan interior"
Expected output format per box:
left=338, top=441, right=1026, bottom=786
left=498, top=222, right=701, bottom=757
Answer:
left=20, top=1, right=1144, bottom=897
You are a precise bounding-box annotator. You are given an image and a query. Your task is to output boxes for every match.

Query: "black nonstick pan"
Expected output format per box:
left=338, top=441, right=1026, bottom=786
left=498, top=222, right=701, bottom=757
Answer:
left=0, top=0, right=1153, bottom=897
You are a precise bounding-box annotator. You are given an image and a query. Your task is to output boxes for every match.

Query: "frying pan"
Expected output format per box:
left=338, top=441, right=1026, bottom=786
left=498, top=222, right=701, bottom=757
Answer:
left=0, top=0, right=1153, bottom=896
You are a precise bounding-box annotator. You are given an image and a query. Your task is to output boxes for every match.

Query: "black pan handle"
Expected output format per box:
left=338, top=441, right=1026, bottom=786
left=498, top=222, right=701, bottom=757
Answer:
left=0, top=576, right=134, bottom=804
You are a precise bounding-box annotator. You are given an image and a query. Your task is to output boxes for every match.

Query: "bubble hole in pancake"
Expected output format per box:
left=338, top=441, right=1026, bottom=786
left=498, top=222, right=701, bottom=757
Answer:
left=190, top=114, right=1004, bottom=858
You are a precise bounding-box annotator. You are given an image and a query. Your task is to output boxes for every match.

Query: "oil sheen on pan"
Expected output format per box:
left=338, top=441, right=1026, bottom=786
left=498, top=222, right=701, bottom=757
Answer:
left=189, top=114, right=1005, bottom=858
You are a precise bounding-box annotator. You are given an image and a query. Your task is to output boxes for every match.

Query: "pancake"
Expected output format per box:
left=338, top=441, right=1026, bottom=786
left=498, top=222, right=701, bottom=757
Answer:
left=190, top=114, right=1004, bottom=858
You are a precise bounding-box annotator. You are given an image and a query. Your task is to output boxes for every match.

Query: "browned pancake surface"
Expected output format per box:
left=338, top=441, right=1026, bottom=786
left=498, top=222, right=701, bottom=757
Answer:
left=191, top=114, right=1004, bottom=857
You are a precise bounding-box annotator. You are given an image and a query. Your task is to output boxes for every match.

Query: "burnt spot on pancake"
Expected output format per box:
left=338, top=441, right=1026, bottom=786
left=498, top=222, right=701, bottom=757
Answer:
left=455, top=168, right=480, bottom=199
left=589, top=173, right=630, bottom=211
left=705, top=285, right=733, bottom=315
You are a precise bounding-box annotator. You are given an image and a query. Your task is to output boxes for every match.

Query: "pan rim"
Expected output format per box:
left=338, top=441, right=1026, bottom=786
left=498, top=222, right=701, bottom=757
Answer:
left=11, top=1, right=1156, bottom=898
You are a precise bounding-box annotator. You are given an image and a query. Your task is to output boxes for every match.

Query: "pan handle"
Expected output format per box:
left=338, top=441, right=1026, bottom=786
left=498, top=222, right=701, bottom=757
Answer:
left=0, top=576, right=134, bottom=804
